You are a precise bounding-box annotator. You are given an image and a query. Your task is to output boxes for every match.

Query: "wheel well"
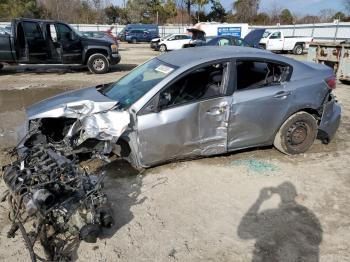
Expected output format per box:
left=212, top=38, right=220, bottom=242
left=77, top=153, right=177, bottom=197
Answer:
left=294, top=42, right=305, bottom=47
left=84, top=49, right=108, bottom=64
left=297, top=108, right=321, bottom=121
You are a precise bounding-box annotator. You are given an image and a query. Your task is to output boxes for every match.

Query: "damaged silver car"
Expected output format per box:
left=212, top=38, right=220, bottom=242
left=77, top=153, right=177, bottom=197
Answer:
left=18, top=46, right=341, bottom=169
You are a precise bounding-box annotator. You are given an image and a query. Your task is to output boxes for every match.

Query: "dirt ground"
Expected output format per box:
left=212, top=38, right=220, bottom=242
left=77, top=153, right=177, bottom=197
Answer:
left=0, top=44, right=349, bottom=262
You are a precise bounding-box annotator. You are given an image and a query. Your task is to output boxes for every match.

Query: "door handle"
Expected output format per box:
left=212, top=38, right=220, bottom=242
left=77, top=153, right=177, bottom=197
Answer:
left=274, top=91, right=291, bottom=99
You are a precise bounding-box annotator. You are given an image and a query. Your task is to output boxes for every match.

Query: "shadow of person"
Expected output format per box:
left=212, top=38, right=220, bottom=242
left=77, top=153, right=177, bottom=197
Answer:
left=237, top=182, right=322, bottom=262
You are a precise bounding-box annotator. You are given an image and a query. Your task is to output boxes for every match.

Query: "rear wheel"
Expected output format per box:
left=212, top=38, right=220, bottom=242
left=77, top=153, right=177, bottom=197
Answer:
left=87, top=53, right=110, bottom=74
left=159, top=44, right=167, bottom=52
left=131, top=38, right=137, bottom=44
left=293, top=44, right=304, bottom=55
left=274, top=112, right=317, bottom=155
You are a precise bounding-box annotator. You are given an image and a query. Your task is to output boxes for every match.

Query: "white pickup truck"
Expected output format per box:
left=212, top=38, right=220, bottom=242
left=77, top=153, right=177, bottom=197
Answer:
left=259, top=31, right=313, bottom=55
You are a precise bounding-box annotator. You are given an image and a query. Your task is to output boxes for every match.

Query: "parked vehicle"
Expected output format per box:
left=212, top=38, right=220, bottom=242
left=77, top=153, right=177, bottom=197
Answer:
left=196, top=29, right=266, bottom=48
left=17, top=46, right=340, bottom=170
left=259, top=31, right=313, bottom=55
left=0, top=27, right=10, bottom=35
left=118, top=24, right=159, bottom=42
left=187, top=22, right=250, bottom=38
left=0, top=18, right=121, bottom=73
left=82, top=31, right=118, bottom=44
left=307, top=41, right=350, bottom=83
left=155, top=34, right=191, bottom=52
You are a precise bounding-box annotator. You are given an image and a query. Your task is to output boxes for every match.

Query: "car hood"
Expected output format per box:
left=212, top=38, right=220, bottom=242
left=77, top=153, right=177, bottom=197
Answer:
left=81, top=35, right=114, bottom=45
left=244, top=29, right=266, bottom=47
left=27, top=86, right=118, bottom=119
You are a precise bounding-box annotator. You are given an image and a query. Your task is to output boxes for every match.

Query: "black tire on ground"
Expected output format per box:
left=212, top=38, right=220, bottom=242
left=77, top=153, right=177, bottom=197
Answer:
left=293, top=44, right=304, bottom=55
left=87, top=53, right=110, bottom=74
left=274, top=111, right=318, bottom=155
left=259, top=44, right=266, bottom=49
left=131, top=38, right=137, bottom=44
left=159, top=44, right=167, bottom=52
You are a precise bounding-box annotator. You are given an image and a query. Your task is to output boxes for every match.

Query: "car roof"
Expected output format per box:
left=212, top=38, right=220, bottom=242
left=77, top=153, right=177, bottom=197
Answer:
left=158, top=46, right=275, bottom=66
left=157, top=46, right=315, bottom=80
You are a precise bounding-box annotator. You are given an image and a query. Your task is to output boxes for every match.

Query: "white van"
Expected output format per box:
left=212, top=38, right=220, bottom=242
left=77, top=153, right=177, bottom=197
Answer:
left=186, top=22, right=250, bottom=38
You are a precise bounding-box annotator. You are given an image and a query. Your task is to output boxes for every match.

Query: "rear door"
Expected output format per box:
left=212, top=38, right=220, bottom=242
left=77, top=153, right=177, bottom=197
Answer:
left=227, top=59, right=293, bottom=150
left=55, top=23, right=82, bottom=64
left=21, top=21, right=49, bottom=62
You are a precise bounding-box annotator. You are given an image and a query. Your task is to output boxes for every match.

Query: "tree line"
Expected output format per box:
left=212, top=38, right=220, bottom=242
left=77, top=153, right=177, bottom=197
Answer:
left=0, top=0, right=350, bottom=25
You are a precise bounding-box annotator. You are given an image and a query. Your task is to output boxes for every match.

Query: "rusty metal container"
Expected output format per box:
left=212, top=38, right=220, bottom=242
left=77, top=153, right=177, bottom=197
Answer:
left=307, top=42, right=350, bottom=82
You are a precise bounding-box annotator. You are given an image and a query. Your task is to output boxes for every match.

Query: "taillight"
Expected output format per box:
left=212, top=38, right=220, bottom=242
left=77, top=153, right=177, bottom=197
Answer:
left=325, top=75, right=337, bottom=90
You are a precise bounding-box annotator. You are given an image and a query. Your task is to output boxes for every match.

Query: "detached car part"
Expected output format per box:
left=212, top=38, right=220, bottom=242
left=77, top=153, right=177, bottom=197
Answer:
left=2, top=145, right=113, bottom=261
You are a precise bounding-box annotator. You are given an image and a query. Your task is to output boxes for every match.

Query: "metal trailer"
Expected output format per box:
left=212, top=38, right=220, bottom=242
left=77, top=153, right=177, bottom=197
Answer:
left=307, top=42, right=350, bottom=82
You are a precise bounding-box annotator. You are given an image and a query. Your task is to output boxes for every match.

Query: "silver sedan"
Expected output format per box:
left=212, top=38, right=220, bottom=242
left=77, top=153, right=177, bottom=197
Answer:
left=18, top=46, right=341, bottom=169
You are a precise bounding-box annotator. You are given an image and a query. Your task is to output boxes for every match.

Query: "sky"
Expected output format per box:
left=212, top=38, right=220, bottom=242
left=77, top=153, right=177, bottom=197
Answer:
left=112, top=0, right=346, bottom=15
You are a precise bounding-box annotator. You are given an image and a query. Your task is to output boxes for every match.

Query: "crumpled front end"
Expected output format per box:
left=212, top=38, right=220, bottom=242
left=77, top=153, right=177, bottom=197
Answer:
left=18, top=99, right=130, bottom=159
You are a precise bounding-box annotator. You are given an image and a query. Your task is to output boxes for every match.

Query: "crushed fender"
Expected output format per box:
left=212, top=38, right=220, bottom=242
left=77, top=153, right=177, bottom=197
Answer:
left=2, top=145, right=113, bottom=262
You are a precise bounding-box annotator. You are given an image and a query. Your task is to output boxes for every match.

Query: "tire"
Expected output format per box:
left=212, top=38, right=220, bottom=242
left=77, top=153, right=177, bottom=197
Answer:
left=0, top=63, right=3, bottom=70
left=159, top=44, right=167, bottom=52
left=87, top=53, right=109, bottom=74
left=274, top=112, right=318, bottom=155
left=131, top=38, right=137, bottom=44
left=293, top=44, right=304, bottom=55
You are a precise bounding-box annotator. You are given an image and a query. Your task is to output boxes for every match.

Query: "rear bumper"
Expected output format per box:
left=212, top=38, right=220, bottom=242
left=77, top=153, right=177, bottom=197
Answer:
left=318, top=94, right=341, bottom=142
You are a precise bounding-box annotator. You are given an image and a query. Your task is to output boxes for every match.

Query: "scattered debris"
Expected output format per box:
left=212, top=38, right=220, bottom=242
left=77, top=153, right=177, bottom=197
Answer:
left=2, top=145, right=113, bottom=261
left=168, top=248, right=177, bottom=259
left=231, top=159, right=278, bottom=173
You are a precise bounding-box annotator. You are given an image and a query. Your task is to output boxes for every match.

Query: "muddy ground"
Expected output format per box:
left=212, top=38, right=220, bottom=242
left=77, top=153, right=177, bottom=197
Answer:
left=0, top=44, right=349, bottom=262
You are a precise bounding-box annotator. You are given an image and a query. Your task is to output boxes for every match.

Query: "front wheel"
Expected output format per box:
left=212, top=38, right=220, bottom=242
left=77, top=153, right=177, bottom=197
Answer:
left=274, top=112, right=318, bottom=155
left=87, top=53, right=110, bottom=74
left=293, top=44, right=304, bottom=55
left=159, top=44, right=167, bottom=52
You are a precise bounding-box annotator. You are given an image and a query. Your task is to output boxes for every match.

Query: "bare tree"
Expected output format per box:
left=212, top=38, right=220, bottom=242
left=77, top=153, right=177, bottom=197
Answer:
left=319, top=9, right=336, bottom=22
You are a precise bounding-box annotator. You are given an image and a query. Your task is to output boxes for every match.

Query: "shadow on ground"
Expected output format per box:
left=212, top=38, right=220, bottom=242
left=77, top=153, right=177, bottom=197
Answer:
left=238, top=182, right=322, bottom=262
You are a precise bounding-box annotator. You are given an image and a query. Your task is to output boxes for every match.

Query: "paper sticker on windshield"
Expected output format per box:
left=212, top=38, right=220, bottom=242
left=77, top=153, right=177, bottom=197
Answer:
left=155, top=65, right=174, bottom=74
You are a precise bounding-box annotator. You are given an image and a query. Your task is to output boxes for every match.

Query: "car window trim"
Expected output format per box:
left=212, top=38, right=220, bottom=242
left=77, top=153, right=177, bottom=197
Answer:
left=138, top=59, right=234, bottom=116
left=233, top=57, right=293, bottom=93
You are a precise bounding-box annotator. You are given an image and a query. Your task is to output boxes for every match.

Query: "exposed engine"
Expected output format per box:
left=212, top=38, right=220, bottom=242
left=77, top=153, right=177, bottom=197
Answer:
left=2, top=145, right=113, bottom=261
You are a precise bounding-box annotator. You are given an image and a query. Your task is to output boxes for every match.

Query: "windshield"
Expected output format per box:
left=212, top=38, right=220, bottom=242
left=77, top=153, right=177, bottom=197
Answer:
left=102, top=58, right=177, bottom=108
left=262, top=31, right=271, bottom=38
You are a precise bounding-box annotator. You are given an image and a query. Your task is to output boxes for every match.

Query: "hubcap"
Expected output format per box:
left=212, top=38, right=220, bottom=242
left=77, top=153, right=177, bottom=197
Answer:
left=287, top=122, right=308, bottom=146
left=93, top=58, right=105, bottom=71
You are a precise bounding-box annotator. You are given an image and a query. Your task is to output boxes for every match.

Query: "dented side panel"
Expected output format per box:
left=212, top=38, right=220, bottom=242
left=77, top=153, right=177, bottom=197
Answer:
left=199, top=97, right=231, bottom=155
left=137, top=102, right=200, bottom=165
left=319, top=95, right=341, bottom=141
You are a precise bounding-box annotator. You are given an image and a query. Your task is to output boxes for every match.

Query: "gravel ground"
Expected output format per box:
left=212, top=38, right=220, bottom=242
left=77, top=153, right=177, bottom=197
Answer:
left=0, top=44, right=349, bottom=262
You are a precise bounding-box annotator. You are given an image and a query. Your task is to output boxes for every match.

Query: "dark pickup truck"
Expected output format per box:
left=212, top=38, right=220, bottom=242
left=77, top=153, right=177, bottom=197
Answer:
left=0, top=18, right=121, bottom=73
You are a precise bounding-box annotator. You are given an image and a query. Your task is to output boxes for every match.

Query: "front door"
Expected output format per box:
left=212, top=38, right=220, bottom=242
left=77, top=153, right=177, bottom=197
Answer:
left=55, top=23, right=82, bottom=64
left=227, top=59, right=293, bottom=150
left=137, top=61, right=232, bottom=166
left=267, top=31, right=284, bottom=51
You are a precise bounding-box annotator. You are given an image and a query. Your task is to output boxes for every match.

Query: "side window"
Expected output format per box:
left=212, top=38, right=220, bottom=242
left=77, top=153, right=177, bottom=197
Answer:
left=56, top=23, right=72, bottom=41
left=218, top=38, right=230, bottom=46
left=270, top=32, right=281, bottom=39
left=236, top=60, right=291, bottom=91
left=22, top=22, right=43, bottom=38
left=159, top=62, right=228, bottom=109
